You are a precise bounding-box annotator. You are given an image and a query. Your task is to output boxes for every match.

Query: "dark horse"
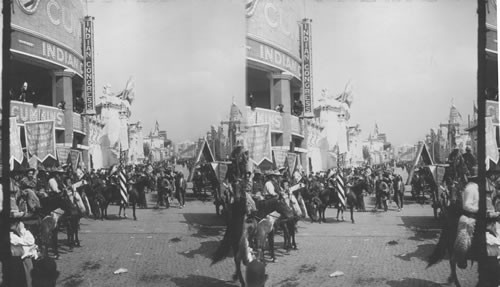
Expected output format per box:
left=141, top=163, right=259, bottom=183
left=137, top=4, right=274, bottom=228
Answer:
left=212, top=180, right=260, bottom=287
left=37, top=191, right=83, bottom=258
left=252, top=197, right=295, bottom=262
left=427, top=149, right=484, bottom=287
left=316, top=176, right=371, bottom=224
left=95, top=172, right=148, bottom=220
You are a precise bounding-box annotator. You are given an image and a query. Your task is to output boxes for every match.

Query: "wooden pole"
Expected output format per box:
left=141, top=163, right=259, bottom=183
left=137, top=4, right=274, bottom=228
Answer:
left=476, top=0, right=489, bottom=285
left=1, top=0, right=12, bottom=284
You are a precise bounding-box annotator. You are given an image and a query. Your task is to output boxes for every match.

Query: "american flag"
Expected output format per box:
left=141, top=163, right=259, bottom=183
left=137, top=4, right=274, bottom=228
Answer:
left=335, top=173, right=346, bottom=209
left=118, top=166, right=128, bottom=206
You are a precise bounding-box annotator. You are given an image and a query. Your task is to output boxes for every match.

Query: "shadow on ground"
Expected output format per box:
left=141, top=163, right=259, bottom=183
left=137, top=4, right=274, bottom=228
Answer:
left=395, top=243, right=436, bottom=262
left=386, top=277, right=442, bottom=287
left=178, top=240, right=221, bottom=259
left=181, top=213, right=226, bottom=239
left=400, top=216, right=442, bottom=230
left=170, top=275, right=238, bottom=287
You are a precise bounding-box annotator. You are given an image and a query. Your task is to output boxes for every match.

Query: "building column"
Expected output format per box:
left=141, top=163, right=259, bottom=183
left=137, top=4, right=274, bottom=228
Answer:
left=268, top=72, right=294, bottom=146
left=50, top=71, right=57, bottom=106
left=54, top=69, right=75, bottom=146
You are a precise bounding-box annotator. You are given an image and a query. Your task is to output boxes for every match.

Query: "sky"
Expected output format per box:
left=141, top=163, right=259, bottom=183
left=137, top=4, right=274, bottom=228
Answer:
left=308, top=0, right=477, bottom=146
left=86, top=0, right=246, bottom=143
left=87, top=0, right=478, bottom=146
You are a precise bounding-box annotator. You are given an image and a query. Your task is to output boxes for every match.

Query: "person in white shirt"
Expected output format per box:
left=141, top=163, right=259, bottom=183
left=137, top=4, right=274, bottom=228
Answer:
left=263, top=170, right=280, bottom=198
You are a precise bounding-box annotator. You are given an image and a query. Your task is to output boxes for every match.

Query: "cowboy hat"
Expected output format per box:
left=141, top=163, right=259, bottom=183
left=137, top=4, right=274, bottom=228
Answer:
left=47, top=167, right=65, bottom=173
left=265, top=169, right=281, bottom=176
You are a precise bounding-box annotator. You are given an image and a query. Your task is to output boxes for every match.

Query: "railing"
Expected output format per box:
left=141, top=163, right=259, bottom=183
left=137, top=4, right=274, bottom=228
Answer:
left=11, top=100, right=86, bottom=134
left=246, top=106, right=283, bottom=131
left=72, top=112, right=85, bottom=133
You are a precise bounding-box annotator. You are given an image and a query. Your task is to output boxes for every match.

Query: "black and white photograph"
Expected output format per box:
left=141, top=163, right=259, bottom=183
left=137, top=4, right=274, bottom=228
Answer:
left=0, top=0, right=499, bottom=286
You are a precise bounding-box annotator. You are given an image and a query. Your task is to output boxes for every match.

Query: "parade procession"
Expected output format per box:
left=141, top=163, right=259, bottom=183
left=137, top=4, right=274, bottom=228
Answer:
left=0, top=0, right=499, bottom=286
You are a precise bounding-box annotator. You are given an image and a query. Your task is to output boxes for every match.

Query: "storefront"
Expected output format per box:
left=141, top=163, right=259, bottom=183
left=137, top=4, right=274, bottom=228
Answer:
left=9, top=0, right=89, bottom=169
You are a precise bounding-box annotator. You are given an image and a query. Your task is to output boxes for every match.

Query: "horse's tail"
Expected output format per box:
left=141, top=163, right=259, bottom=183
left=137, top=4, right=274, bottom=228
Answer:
left=211, top=200, right=245, bottom=265
left=427, top=226, right=449, bottom=268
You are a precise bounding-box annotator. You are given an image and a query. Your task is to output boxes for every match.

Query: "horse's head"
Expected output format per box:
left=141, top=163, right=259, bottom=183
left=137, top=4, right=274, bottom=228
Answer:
left=306, top=197, right=321, bottom=221
left=276, top=197, right=294, bottom=218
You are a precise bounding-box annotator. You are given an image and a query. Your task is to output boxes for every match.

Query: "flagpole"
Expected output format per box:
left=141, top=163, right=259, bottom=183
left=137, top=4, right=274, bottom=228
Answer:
left=476, top=0, right=488, bottom=284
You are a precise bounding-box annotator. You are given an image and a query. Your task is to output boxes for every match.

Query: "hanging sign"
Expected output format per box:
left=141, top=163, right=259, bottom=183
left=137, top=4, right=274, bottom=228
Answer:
left=56, top=146, right=71, bottom=166
left=83, top=16, right=96, bottom=114
left=246, top=124, right=272, bottom=165
left=272, top=149, right=288, bottom=168
left=486, top=100, right=499, bottom=125
left=24, top=120, right=57, bottom=161
left=301, top=19, right=314, bottom=118
left=287, top=152, right=298, bottom=171
left=69, top=149, right=81, bottom=171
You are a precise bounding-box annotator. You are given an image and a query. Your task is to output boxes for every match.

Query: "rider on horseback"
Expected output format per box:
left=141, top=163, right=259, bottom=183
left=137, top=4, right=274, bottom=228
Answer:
left=262, top=170, right=281, bottom=200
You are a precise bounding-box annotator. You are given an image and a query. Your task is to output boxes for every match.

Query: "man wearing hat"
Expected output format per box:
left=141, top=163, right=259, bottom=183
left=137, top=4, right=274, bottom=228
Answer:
left=463, top=146, right=477, bottom=176
left=19, top=168, right=38, bottom=192
left=262, top=170, right=280, bottom=198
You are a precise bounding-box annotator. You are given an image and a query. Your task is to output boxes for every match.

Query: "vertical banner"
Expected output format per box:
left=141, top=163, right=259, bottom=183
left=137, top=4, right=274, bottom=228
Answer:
left=24, top=120, right=57, bottom=161
left=273, top=149, right=288, bottom=169
left=83, top=16, right=96, bottom=114
left=56, top=146, right=71, bottom=166
left=287, top=152, right=298, bottom=172
left=301, top=19, right=314, bottom=118
left=486, top=100, right=499, bottom=125
left=69, top=149, right=82, bottom=171
left=10, top=117, right=24, bottom=164
left=246, top=124, right=272, bottom=165
left=486, top=117, right=499, bottom=170
left=218, top=163, right=228, bottom=183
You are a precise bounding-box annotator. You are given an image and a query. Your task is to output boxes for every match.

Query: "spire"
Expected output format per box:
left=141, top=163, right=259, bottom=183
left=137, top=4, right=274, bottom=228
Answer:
left=448, top=101, right=462, bottom=124
left=229, top=103, right=242, bottom=122
left=153, top=121, right=160, bottom=136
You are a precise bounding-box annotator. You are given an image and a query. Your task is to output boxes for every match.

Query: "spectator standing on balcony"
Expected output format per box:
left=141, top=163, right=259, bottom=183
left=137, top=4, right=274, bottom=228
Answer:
left=275, top=104, right=284, bottom=113
left=293, top=100, right=304, bottom=116
left=74, top=95, right=85, bottom=113
left=18, top=82, right=38, bottom=107
left=248, top=94, right=256, bottom=110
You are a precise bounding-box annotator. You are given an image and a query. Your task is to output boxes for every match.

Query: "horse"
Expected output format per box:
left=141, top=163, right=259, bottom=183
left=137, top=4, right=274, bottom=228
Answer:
left=320, top=176, right=371, bottom=224
left=37, top=190, right=84, bottom=258
left=119, top=173, right=152, bottom=220
left=427, top=150, right=478, bottom=287
left=97, top=173, right=139, bottom=220
left=78, top=173, right=107, bottom=219
left=250, top=196, right=297, bottom=262
left=279, top=193, right=301, bottom=251
left=212, top=180, right=262, bottom=287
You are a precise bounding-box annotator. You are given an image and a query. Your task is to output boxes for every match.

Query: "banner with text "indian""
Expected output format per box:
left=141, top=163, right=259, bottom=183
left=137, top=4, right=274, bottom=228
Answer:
left=24, top=120, right=56, bottom=161
left=246, top=124, right=272, bottom=165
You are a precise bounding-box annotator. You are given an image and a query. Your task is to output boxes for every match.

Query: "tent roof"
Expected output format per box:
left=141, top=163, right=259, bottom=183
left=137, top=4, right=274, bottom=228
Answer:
left=194, top=138, right=215, bottom=165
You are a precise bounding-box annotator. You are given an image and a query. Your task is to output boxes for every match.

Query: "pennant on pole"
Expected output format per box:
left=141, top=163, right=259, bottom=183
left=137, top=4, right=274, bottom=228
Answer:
left=10, top=117, right=24, bottom=164
left=486, top=117, right=499, bottom=170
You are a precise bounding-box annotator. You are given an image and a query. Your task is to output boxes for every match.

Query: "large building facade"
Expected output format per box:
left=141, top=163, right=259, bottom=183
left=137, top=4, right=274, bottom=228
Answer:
left=8, top=0, right=90, bottom=168
left=245, top=0, right=309, bottom=171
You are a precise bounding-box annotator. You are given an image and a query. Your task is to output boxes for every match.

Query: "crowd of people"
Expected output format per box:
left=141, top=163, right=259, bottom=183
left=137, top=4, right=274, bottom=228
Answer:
left=7, top=143, right=500, bottom=286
